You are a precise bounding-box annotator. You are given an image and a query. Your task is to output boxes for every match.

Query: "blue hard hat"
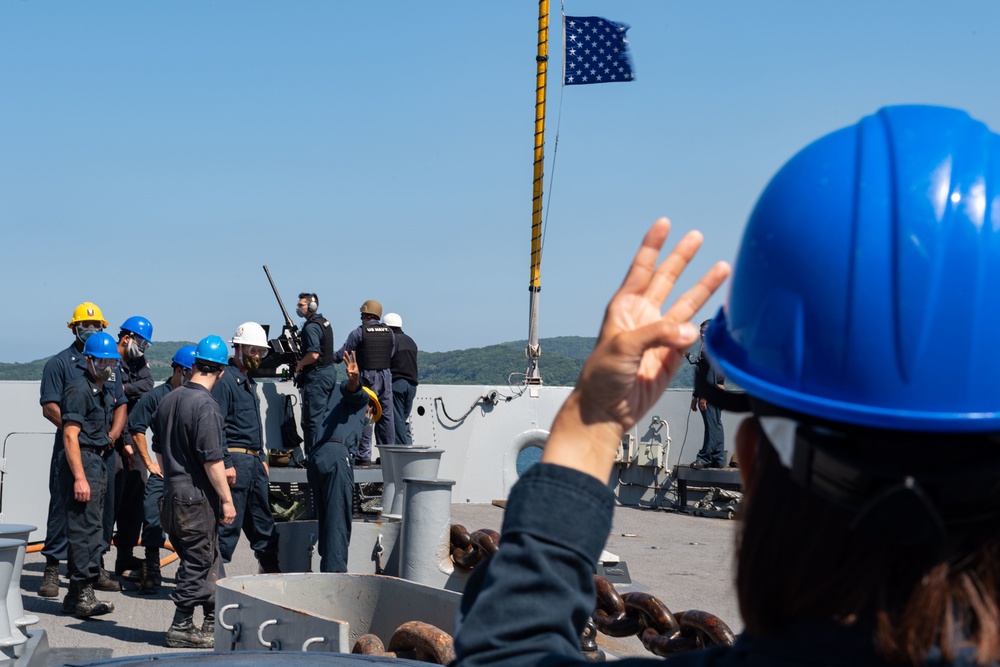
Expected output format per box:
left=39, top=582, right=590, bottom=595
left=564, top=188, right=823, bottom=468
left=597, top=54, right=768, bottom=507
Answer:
left=705, top=105, right=1000, bottom=433
left=120, top=316, right=153, bottom=343
left=83, top=331, right=121, bottom=359
left=172, top=345, right=197, bottom=370
left=194, top=335, right=228, bottom=366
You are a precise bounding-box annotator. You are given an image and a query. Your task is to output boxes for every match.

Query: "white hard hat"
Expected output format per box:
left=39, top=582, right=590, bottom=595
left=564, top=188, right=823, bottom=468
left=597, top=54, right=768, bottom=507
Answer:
left=232, top=321, right=268, bottom=347
left=384, top=313, right=402, bottom=328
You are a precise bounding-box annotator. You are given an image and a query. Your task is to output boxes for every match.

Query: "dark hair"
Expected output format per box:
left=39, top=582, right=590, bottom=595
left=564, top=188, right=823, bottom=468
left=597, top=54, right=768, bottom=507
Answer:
left=298, top=292, right=318, bottom=305
left=193, top=361, right=223, bottom=374
left=737, top=419, right=1000, bottom=664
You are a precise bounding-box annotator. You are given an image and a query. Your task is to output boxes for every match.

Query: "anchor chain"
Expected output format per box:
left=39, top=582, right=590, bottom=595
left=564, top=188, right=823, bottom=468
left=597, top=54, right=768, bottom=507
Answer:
left=592, top=574, right=735, bottom=655
left=449, top=524, right=499, bottom=570
left=448, top=525, right=735, bottom=658
left=353, top=620, right=455, bottom=664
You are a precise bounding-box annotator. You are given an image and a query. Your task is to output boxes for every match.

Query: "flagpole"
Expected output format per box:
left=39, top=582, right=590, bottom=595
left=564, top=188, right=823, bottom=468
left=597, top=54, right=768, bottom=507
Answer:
left=525, top=0, right=549, bottom=386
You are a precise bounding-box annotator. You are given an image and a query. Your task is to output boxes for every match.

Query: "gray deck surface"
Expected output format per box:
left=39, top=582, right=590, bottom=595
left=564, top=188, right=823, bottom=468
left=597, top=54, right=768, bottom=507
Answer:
left=21, top=504, right=739, bottom=662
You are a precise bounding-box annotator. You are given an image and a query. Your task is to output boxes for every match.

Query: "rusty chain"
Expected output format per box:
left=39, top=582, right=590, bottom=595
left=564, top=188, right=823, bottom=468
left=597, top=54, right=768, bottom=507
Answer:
left=450, top=524, right=500, bottom=570
left=353, top=620, right=456, bottom=665
left=592, top=574, right=735, bottom=655
left=449, top=524, right=735, bottom=658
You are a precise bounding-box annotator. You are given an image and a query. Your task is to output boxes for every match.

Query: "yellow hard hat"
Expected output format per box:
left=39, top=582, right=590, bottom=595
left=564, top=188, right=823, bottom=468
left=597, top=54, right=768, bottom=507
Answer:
left=361, top=386, right=382, bottom=423
left=67, top=302, right=108, bottom=329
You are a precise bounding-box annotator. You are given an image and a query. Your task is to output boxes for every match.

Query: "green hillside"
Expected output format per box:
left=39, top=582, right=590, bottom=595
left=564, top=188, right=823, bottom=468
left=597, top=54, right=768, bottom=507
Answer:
left=0, top=341, right=197, bottom=382
left=0, top=335, right=699, bottom=389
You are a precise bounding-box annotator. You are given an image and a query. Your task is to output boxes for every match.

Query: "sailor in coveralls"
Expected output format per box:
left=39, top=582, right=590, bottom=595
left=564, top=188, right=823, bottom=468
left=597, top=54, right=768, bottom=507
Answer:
left=212, top=322, right=281, bottom=572
left=294, top=292, right=338, bottom=456
left=307, top=350, right=378, bottom=572
left=333, top=299, right=395, bottom=463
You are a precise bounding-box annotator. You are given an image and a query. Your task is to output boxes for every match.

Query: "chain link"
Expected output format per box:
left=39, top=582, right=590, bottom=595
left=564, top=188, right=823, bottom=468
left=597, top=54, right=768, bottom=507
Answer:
left=353, top=620, right=455, bottom=664
left=592, top=573, right=735, bottom=655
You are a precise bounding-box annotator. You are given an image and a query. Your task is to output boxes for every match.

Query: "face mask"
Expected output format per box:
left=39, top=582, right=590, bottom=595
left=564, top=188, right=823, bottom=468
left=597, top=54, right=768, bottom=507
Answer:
left=126, top=338, right=145, bottom=360
left=242, top=353, right=262, bottom=371
left=76, top=326, right=100, bottom=343
left=296, top=306, right=308, bottom=318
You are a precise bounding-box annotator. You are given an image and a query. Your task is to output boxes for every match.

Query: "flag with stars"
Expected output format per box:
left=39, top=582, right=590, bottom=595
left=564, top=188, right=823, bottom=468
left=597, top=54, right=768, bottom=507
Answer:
left=564, top=16, right=634, bottom=86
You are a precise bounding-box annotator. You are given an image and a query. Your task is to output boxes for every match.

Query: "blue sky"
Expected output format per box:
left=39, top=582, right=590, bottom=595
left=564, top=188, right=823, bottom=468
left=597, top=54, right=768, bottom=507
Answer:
left=3, top=2, right=999, bottom=367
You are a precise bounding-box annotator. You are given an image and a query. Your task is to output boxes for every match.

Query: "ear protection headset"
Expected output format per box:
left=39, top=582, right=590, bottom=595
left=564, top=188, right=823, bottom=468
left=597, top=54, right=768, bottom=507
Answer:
left=300, top=293, right=319, bottom=313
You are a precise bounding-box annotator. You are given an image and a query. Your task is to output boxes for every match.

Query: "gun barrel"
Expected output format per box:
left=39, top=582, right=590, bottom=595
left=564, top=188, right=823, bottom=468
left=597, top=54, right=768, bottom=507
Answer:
left=263, top=264, right=295, bottom=329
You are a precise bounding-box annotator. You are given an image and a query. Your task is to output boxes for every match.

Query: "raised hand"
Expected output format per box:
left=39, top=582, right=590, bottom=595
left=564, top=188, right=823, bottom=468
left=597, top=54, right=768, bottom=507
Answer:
left=542, top=219, right=730, bottom=482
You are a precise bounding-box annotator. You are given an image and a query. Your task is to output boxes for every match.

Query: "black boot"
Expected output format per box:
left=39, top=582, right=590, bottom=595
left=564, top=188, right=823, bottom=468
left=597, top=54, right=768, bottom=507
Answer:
left=60, top=581, right=79, bottom=614
left=115, top=554, right=143, bottom=582
left=202, top=605, right=215, bottom=635
left=74, top=583, right=114, bottom=618
left=95, top=557, right=122, bottom=592
left=39, top=558, right=60, bottom=598
left=139, top=557, right=161, bottom=595
left=166, top=607, right=213, bottom=649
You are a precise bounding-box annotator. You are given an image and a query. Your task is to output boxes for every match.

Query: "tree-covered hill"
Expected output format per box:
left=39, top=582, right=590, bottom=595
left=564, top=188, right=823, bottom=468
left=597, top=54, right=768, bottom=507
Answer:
left=0, top=335, right=700, bottom=389
left=0, top=341, right=197, bottom=381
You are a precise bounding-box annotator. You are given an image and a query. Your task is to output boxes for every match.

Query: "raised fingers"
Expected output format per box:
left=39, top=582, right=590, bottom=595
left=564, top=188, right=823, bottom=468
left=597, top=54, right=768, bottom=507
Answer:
left=664, top=261, right=732, bottom=324
left=618, top=218, right=672, bottom=296
left=644, top=230, right=705, bottom=307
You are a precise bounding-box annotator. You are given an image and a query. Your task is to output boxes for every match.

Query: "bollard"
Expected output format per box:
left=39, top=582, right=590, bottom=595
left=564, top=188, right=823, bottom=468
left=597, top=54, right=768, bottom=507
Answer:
left=0, top=538, right=28, bottom=656
left=376, top=445, right=428, bottom=520
left=400, top=478, right=456, bottom=588
left=0, top=524, right=37, bottom=648
left=389, top=449, right=444, bottom=517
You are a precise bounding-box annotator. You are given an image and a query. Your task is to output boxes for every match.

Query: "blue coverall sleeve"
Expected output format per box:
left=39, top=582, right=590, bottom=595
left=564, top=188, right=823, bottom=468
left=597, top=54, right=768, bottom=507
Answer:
left=453, top=464, right=616, bottom=667
left=332, top=327, right=361, bottom=365
left=212, top=378, right=234, bottom=467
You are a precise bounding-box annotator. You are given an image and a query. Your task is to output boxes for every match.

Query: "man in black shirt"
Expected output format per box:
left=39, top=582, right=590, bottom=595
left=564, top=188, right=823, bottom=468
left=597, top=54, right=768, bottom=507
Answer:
left=154, top=335, right=235, bottom=649
left=384, top=312, right=418, bottom=445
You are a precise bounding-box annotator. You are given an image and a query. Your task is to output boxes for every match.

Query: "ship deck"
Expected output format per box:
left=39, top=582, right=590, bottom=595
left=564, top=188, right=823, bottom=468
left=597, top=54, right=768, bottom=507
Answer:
left=20, top=502, right=740, bottom=664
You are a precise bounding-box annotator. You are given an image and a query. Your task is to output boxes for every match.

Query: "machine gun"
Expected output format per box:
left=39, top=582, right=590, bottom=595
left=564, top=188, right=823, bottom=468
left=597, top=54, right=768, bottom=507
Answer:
left=256, top=264, right=303, bottom=381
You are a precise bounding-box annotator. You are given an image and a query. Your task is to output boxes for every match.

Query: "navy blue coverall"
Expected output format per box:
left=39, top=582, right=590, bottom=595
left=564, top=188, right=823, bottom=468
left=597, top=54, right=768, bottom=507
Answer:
left=306, top=381, right=370, bottom=572
left=211, top=359, right=279, bottom=571
left=60, top=373, right=116, bottom=586
left=127, top=382, right=173, bottom=557
left=299, top=314, right=337, bottom=455
left=111, top=355, right=154, bottom=565
left=334, top=324, right=394, bottom=461
left=40, top=344, right=125, bottom=563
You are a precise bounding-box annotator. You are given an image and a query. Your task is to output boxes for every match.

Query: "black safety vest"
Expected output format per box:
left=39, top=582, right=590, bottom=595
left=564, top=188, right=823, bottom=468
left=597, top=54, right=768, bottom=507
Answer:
left=359, top=323, right=393, bottom=371
left=309, top=315, right=335, bottom=366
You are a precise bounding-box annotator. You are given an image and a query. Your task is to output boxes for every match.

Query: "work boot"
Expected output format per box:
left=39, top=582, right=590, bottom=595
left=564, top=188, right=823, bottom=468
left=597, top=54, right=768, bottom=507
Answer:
left=74, top=583, right=114, bottom=618
left=95, top=566, right=122, bottom=592
left=139, top=558, right=161, bottom=595
left=166, top=608, right=213, bottom=649
left=38, top=559, right=60, bottom=598
left=115, top=554, right=143, bottom=582
left=201, top=606, right=215, bottom=635
left=60, top=581, right=79, bottom=614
